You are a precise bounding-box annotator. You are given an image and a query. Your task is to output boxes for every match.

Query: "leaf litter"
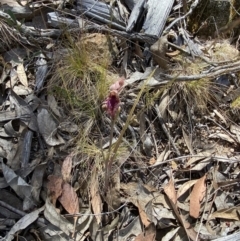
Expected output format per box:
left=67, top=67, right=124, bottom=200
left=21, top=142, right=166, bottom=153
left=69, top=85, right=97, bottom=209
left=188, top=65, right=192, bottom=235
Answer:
left=0, top=0, right=240, bottom=240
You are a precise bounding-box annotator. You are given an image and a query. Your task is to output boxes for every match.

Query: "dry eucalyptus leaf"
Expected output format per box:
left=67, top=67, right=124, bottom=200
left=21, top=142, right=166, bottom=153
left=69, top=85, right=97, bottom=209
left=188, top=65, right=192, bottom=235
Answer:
left=37, top=108, right=65, bottom=146
left=190, top=157, right=211, bottom=171
left=182, top=128, right=194, bottom=155
left=9, top=90, right=38, bottom=132
left=13, top=85, right=33, bottom=95
left=137, top=200, right=151, bottom=227
left=189, top=174, right=207, bottom=218
left=47, top=175, right=63, bottom=206
left=213, top=109, right=227, bottom=124
left=230, top=124, right=240, bottom=136
left=118, top=217, right=142, bottom=240
left=209, top=207, right=240, bottom=221
left=44, top=197, right=74, bottom=236
left=162, top=227, right=180, bottom=241
left=158, top=89, right=170, bottom=121
left=135, top=232, right=155, bottom=241
left=4, top=206, right=44, bottom=241
left=164, top=177, right=177, bottom=205
left=16, top=63, right=28, bottom=87
left=186, top=149, right=215, bottom=167
left=48, top=95, right=62, bottom=118
left=0, top=137, right=18, bottom=167
left=209, top=133, right=235, bottom=143
left=58, top=182, right=79, bottom=215
left=177, top=179, right=198, bottom=199
left=31, top=164, right=46, bottom=202
left=61, top=153, right=73, bottom=183
left=90, top=168, right=102, bottom=224
left=35, top=57, right=48, bottom=92
left=154, top=149, right=166, bottom=165
left=2, top=162, right=35, bottom=210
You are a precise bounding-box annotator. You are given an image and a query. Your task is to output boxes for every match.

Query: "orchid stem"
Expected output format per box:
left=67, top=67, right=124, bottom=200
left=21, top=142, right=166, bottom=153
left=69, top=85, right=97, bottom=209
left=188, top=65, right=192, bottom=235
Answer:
left=105, top=116, right=115, bottom=192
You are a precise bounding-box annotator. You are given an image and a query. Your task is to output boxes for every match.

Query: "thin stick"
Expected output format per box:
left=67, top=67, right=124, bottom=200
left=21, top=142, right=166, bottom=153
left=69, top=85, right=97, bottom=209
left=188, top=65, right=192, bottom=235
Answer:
left=154, top=104, right=181, bottom=156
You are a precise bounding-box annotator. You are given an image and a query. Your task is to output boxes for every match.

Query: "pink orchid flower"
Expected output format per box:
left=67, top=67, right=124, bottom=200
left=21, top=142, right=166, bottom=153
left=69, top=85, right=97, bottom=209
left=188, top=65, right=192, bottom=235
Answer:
left=102, top=77, right=125, bottom=118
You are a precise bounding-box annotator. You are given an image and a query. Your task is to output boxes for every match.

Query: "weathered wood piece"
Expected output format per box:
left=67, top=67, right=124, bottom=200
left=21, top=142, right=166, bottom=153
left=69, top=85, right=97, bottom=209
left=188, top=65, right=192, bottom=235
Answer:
left=142, top=0, right=175, bottom=38
left=47, top=12, right=82, bottom=29
left=123, top=0, right=139, bottom=11
left=76, top=0, right=126, bottom=30
left=126, top=0, right=145, bottom=32
left=1, top=0, right=33, bottom=19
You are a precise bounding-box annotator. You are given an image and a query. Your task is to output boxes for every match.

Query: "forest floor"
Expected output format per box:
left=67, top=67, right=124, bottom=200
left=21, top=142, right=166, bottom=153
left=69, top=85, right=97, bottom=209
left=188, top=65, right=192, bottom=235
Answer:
left=1, top=0, right=240, bottom=241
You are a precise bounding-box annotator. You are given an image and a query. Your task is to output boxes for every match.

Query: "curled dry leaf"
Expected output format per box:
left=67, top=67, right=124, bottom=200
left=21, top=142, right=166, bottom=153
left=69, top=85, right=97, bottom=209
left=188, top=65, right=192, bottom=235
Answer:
left=47, top=175, right=63, bottom=206
left=61, top=153, right=73, bottom=183
left=190, top=174, right=207, bottom=219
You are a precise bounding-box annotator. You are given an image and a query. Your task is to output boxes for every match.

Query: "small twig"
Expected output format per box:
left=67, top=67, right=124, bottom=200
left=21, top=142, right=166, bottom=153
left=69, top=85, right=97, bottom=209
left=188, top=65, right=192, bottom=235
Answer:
left=156, top=62, right=240, bottom=83
left=146, top=116, right=159, bottom=157
left=0, top=200, right=45, bottom=226
left=154, top=104, right=181, bottom=156
left=206, top=117, right=240, bottom=145
left=0, top=200, right=26, bottom=216
left=122, top=155, right=239, bottom=173
left=165, top=0, right=199, bottom=32
left=64, top=203, right=127, bottom=217
left=127, top=124, right=137, bottom=147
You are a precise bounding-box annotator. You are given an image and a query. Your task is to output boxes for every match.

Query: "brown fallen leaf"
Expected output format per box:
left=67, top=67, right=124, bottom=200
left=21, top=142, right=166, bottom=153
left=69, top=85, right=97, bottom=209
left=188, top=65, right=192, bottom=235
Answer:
left=135, top=232, right=155, bottom=241
left=177, top=179, right=198, bottom=199
left=164, top=177, right=177, bottom=205
left=164, top=177, right=199, bottom=241
left=58, top=182, right=79, bottom=215
left=47, top=175, right=63, bottom=206
left=137, top=200, right=151, bottom=227
left=209, top=207, right=240, bottom=221
left=61, top=153, right=73, bottom=183
left=135, top=223, right=156, bottom=241
left=190, top=174, right=207, bottom=218
left=90, top=168, right=102, bottom=224
left=17, top=63, right=28, bottom=87
left=58, top=182, right=80, bottom=237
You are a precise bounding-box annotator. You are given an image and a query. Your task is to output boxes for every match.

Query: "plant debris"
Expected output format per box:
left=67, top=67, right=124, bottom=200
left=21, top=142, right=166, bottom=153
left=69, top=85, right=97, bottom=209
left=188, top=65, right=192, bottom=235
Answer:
left=0, top=0, right=240, bottom=240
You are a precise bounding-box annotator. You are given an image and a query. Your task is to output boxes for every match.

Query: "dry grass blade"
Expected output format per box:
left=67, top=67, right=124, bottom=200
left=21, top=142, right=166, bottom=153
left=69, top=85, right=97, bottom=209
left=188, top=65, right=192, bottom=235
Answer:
left=190, top=174, right=207, bottom=219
